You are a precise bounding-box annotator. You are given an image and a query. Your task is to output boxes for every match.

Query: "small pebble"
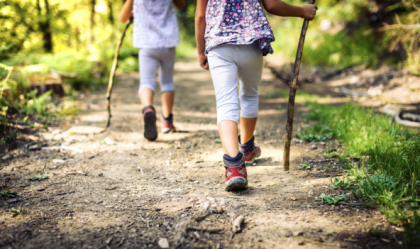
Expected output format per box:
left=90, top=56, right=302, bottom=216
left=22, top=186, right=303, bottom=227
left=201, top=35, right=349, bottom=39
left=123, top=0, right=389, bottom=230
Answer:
left=158, top=238, right=169, bottom=248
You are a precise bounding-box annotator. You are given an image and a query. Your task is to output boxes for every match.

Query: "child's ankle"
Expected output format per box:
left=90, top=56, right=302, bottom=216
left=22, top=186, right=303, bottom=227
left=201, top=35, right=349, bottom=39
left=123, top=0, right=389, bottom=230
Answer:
left=223, top=152, right=244, bottom=169
left=162, top=113, right=173, bottom=121
left=142, top=105, right=155, bottom=114
left=239, top=136, right=254, bottom=153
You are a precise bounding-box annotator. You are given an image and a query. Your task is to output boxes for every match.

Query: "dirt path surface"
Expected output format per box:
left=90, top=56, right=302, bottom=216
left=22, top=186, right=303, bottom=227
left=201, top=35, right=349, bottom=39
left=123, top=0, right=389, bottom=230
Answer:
left=1, top=58, right=408, bottom=249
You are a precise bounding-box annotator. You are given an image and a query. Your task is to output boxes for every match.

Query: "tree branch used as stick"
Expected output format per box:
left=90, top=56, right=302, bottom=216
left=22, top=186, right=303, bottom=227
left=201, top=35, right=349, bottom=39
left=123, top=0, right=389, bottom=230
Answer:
left=105, top=18, right=132, bottom=129
left=283, top=0, right=315, bottom=171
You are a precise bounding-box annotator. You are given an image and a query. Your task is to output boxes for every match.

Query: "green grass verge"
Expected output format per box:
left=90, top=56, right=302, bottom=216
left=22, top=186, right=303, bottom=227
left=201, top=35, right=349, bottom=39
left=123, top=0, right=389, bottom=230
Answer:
left=300, top=102, right=420, bottom=247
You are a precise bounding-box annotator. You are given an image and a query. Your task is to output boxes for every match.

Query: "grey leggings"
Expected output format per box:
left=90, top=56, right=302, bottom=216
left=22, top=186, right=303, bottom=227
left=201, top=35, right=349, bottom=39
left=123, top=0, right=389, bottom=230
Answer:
left=138, top=47, right=176, bottom=94
left=207, top=43, right=263, bottom=124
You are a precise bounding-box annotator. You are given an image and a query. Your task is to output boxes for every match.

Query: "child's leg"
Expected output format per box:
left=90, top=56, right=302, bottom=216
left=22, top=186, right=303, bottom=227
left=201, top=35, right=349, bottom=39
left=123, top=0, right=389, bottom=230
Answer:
left=157, top=47, right=176, bottom=118
left=218, top=120, right=239, bottom=157
left=207, top=46, right=240, bottom=157
left=138, top=49, right=159, bottom=107
left=155, top=47, right=176, bottom=133
left=139, top=49, right=159, bottom=140
left=139, top=89, right=154, bottom=107
left=161, top=92, right=174, bottom=118
left=237, top=42, right=263, bottom=143
left=237, top=42, right=264, bottom=163
left=208, top=45, right=248, bottom=191
left=240, top=117, right=257, bottom=144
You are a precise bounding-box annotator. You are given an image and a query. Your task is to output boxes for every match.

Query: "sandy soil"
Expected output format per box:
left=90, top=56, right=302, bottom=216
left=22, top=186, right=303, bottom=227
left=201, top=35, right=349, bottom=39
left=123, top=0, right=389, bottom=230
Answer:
left=0, top=58, right=412, bottom=249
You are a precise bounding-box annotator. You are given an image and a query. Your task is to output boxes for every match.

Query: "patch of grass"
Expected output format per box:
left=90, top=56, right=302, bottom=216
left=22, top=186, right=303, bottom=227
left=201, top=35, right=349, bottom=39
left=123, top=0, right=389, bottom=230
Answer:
left=297, top=124, right=333, bottom=142
left=31, top=167, right=49, bottom=181
left=4, top=51, right=109, bottom=90
left=31, top=175, right=49, bottom=181
left=357, top=174, right=408, bottom=208
left=316, top=193, right=347, bottom=205
left=7, top=204, right=26, bottom=217
left=302, top=103, right=420, bottom=182
left=302, top=102, right=420, bottom=244
left=0, top=191, right=18, bottom=200
left=331, top=177, right=355, bottom=190
left=299, top=163, right=313, bottom=169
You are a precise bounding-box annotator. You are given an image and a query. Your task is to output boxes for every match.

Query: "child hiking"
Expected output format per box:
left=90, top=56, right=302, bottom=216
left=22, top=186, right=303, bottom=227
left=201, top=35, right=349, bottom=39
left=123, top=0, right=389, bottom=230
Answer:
left=195, top=0, right=317, bottom=191
left=119, top=0, right=185, bottom=141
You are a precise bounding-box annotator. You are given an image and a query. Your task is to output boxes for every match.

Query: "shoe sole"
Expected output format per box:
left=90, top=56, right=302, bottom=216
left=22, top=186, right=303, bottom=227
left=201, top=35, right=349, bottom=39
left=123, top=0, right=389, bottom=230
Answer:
left=225, top=177, right=248, bottom=191
left=144, top=112, right=157, bottom=141
left=162, top=128, right=176, bottom=134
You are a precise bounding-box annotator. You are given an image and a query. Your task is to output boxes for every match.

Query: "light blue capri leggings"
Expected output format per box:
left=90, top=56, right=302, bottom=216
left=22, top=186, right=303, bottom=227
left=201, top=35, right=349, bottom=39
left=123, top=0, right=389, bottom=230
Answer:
left=207, top=43, right=263, bottom=124
left=138, top=47, right=176, bottom=94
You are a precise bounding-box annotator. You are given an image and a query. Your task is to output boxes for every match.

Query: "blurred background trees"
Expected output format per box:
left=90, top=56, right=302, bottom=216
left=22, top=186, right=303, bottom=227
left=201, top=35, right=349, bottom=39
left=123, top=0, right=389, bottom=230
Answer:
left=0, top=0, right=419, bottom=124
left=1, top=0, right=419, bottom=73
left=0, top=0, right=419, bottom=150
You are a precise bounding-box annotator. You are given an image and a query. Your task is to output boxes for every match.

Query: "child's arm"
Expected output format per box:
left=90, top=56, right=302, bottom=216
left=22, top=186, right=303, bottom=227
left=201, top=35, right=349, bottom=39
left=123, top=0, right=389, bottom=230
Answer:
left=261, top=0, right=317, bottom=20
left=173, top=0, right=186, bottom=11
left=195, top=0, right=209, bottom=70
left=119, top=0, right=134, bottom=23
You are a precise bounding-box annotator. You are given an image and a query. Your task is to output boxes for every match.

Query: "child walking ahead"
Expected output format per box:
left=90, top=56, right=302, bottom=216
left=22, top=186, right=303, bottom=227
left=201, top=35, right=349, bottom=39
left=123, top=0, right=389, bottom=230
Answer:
left=119, top=0, right=185, bottom=141
left=195, top=0, right=317, bottom=191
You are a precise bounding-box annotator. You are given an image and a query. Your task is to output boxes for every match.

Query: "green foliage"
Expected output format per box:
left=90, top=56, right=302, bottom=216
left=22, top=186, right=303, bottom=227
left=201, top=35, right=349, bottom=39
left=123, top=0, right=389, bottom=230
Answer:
left=331, top=177, right=355, bottom=190
left=299, top=163, right=313, bottom=169
left=303, top=29, right=381, bottom=68
left=316, top=193, right=347, bottom=205
left=31, top=167, right=49, bottom=181
left=0, top=191, right=18, bottom=200
left=0, top=63, right=13, bottom=85
left=303, top=101, right=420, bottom=243
left=7, top=204, right=26, bottom=217
left=297, top=124, right=333, bottom=141
left=357, top=174, right=408, bottom=208
left=268, top=0, right=384, bottom=68
left=381, top=1, right=420, bottom=75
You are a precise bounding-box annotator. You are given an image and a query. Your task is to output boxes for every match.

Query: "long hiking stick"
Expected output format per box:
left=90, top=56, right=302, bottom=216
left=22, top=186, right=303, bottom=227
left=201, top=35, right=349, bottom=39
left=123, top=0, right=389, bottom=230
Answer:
left=283, top=0, right=315, bottom=171
left=105, top=19, right=133, bottom=129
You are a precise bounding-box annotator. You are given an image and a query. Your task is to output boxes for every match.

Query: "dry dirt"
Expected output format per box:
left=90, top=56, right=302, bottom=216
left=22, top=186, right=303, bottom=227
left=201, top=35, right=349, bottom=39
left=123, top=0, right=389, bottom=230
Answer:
left=1, top=57, right=415, bottom=249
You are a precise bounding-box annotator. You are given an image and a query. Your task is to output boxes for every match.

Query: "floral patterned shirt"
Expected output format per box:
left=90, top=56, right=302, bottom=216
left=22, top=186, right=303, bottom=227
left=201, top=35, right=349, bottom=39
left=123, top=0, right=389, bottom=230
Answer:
left=132, top=0, right=179, bottom=49
left=205, top=0, right=275, bottom=56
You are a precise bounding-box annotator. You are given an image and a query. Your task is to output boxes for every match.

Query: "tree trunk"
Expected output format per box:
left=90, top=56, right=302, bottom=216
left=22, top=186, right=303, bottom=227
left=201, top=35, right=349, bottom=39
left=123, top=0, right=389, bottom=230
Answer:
left=36, top=0, right=53, bottom=52
left=43, top=0, right=52, bottom=52
left=89, top=0, right=96, bottom=45
left=107, top=0, right=114, bottom=25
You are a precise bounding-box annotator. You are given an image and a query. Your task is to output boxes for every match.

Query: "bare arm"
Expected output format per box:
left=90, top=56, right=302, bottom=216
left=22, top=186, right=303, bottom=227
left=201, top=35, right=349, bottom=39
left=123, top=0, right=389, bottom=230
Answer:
left=261, top=0, right=317, bottom=20
left=173, top=0, right=186, bottom=10
left=195, top=0, right=209, bottom=70
left=119, top=0, right=134, bottom=23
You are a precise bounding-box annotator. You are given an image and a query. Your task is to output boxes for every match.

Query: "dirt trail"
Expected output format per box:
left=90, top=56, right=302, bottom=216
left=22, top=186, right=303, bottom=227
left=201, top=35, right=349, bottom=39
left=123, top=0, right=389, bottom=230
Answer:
left=0, top=58, right=404, bottom=248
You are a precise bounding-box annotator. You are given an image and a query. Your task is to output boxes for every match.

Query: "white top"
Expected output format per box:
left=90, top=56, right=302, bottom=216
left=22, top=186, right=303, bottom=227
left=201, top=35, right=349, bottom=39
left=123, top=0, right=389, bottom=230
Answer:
left=132, top=0, right=180, bottom=49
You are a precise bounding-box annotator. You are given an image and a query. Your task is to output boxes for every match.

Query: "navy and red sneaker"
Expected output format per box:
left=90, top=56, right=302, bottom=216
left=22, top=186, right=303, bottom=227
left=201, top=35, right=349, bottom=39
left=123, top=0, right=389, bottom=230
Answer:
left=161, top=114, right=176, bottom=133
left=142, top=106, right=157, bottom=141
left=239, top=136, right=261, bottom=165
left=224, top=154, right=248, bottom=191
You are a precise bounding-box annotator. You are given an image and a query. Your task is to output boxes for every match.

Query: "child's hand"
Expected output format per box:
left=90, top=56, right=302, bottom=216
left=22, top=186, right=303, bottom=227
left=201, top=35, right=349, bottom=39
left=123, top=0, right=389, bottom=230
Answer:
left=301, top=4, right=317, bottom=20
left=199, top=54, right=209, bottom=70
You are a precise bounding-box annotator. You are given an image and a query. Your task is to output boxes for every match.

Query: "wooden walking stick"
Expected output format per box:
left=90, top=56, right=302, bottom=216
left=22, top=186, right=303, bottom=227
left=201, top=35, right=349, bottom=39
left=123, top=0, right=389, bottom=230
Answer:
left=105, top=18, right=133, bottom=129
left=283, top=0, right=315, bottom=171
